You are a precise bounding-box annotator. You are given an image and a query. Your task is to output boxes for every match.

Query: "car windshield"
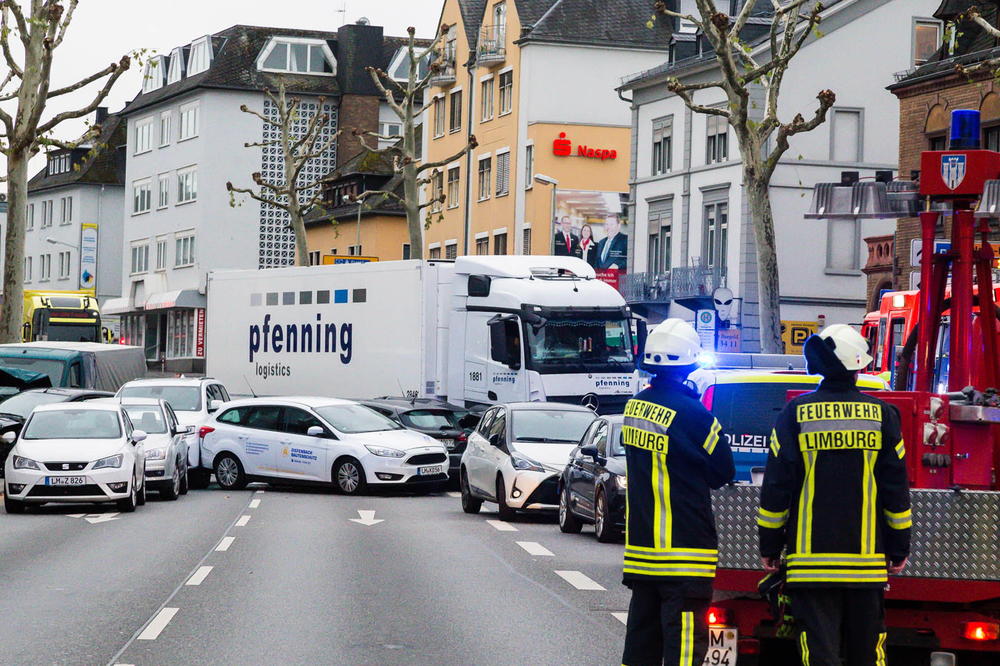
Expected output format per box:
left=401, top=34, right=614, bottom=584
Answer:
left=523, top=317, right=634, bottom=374
left=120, top=385, right=201, bottom=412
left=315, top=404, right=404, bottom=434
left=0, top=357, right=65, bottom=385
left=512, top=410, right=596, bottom=443
left=122, top=405, right=168, bottom=434
left=0, top=391, right=70, bottom=419
left=22, top=409, right=122, bottom=440
left=400, top=409, right=461, bottom=430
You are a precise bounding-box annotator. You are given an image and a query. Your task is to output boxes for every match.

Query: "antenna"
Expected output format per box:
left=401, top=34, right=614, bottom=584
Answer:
left=396, top=377, right=415, bottom=405
left=243, top=375, right=258, bottom=399
left=336, top=0, right=347, bottom=24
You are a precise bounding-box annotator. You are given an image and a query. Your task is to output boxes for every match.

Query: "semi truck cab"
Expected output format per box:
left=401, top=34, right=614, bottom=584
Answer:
left=22, top=291, right=103, bottom=343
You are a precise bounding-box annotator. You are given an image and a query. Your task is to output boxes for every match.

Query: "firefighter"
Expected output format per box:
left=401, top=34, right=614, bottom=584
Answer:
left=622, top=319, right=735, bottom=666
left=759, top=324, right=911, bottom=666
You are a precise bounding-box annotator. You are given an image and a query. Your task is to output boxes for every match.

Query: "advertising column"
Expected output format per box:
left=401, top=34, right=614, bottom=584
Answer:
left=79, top=223, right=98, bottom=295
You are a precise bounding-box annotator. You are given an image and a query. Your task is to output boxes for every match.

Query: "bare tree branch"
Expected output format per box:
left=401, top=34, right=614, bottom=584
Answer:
left=37, top=55, right=130, bottom=134
left=416, top=136, right=479, bottom=174
left=47, top=61, right=120, bottom=98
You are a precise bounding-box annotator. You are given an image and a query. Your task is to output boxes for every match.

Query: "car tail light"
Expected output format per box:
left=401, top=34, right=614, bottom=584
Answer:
left=706, top=606, right=730, bottom=626
left=198, top=426, right=215, bottom=439
left=963, top=621, right=999, bottom=641
left=702, top=385, right=715, bottom=410
left=457, top=432, right=468, bottom=442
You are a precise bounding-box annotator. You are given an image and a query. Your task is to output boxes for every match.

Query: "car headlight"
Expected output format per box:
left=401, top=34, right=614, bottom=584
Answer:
left=145, top=448, right=167, bottom=461
left=365, top=445, right=405, bottom=458
left=510, top=452, right=546, bottom=472
left=12, top=455, right=40, bottom=471
left=93, top=454, right=124, bottom=469
left=616, top=475, right=628, bottom=489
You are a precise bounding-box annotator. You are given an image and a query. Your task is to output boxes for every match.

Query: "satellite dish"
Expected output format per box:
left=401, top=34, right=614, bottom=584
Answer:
left=357, top=17, right=370, bottom=25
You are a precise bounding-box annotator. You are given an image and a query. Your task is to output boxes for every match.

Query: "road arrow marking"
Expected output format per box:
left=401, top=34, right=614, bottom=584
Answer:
left=84, top=512, right=120, bottom=524
left=349, top=510, right=384, bottom=526
left=612, top=612, right=629, bottom=625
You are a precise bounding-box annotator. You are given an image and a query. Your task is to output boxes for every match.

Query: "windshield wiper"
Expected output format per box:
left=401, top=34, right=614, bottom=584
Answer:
left=517, top=436, right=578, bottom=443
left=0, top=412, right=25, bottom=420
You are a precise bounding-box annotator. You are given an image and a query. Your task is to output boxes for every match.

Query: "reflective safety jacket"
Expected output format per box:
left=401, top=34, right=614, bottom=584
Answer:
left=623, top=376, right=735, bottom=583
left=758, top=377, right=911, bottom=588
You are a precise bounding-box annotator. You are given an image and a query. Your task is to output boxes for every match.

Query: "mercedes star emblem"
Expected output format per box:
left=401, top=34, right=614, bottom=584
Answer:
left=582, top=394, right=600, bottom=411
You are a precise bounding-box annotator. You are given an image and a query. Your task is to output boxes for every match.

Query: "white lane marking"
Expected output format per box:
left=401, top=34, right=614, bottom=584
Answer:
left=612, top=612, right=629, bottom=625
left=185, top=566, right=213, bottom=586
left=235, top=514, right=252, bottom=527
left=216, top=536, right=235, bottom=551
left=66, top=513, right=85, bottom=518
left=446, top=491, right=461, bottom=498
left=137, top=607, right=178, bottom=640
left=486, top=519, right=518, bottom=532
left=255, top=489, right=264, bottom=494
left=554, top=570, right=606, bottom=591
left=516, top=541, right=554, bottom=556
left=84, top=513, right=120, bottom=524
left=349, top=510, right=384, bottom=526
left=249, top=498, right=261, bottom=509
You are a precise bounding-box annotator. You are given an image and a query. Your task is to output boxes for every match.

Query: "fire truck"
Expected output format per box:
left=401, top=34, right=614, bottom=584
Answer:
left=707, top=109, right=1000, bottom=665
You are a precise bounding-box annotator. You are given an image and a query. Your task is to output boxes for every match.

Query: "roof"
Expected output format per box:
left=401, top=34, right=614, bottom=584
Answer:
left=515, top=0, right=672, bottom=50
left=504, top=401, right=596, bottom=412
left=458, top=0, right=490, bottom=45
left=28, top=114, right=126, bottom=193
left=305, top=146, right=407, bottom=225
left=220, top=396, right=355, bottom=408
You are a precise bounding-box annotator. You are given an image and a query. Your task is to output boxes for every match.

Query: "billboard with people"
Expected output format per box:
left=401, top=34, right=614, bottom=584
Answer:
left=551, top=190, right=629, bottom=287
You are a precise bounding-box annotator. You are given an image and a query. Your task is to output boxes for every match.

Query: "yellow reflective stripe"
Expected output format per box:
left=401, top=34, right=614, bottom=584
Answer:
left=703, top=419, right=722, bottom=455
left=787, top=573, right=888, bottom=583
left=894, top=439, right=906, bottom=460
left=787, top=552, right=886, bottom=561
left=883, top=508, right=912, bottom=530
left=863, top=450, right=878, bottom=554
left=769, top=428, right=780, bottom=457
left=757, top=507, right=789, bottom=529
left=876, top=632, right=887, bottom=666
left=680, top=611, right=694, bottom=666
left=622, top=567, right=716, bottom=578
left=798, top=450, right=817, bottom=554
left=51, top=317, right=97, bottom=324
left=651, top=451, right=671, bottom=549
left=623, top=399, right=678, bottom=428
left=800, top=631, right=810, bottom=665
left=625, top=544, right=718, bottom=554
left=624, top=550, right=718, bottom=562
left=623, top=560, right=717, bottom=571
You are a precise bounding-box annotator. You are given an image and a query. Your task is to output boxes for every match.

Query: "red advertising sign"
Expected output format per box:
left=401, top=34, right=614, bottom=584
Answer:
left=195, top=308, right=206, bottom=358
left=595, top=268, right=622, bottom=290
left=552, top=132, right=617, bottom=161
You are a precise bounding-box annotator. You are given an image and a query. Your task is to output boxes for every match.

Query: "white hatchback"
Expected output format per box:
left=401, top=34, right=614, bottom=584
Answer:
left=3, top=402, right=148, bottom=513
left=199, top=397, right=449, bottom=495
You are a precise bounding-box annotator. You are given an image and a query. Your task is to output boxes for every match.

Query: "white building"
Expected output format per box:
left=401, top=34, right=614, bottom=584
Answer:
left=619, top=0, right=940, bottom=351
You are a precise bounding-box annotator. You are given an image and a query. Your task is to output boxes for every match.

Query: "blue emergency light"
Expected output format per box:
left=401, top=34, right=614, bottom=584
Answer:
left=949, top=109, right=981, bottom=150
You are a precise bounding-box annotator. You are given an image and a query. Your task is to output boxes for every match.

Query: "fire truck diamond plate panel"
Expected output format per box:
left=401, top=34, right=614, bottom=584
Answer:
left=712, top=486, right=1000, bottom=580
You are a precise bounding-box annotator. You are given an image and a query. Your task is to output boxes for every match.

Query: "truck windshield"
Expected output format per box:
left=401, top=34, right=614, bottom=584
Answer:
left=0, top=357, right=66, bottom=385
left=523, top=318, right=633, bottom=374
left=44, top=323, right=100, bottom=342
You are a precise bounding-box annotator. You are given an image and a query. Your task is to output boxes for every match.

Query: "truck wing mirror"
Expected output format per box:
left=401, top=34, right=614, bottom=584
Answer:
left=489, top=316, right=522, bottom=371
left=634, top=318, right=649, bottom=369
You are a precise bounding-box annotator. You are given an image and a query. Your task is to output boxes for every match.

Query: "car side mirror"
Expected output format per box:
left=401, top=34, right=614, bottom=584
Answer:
left=183, top=425, right=196, bottom=434
left=208, top=399, right=224, bottom=413
left=132, top=430, right=147, bottom=444
left=580, top=445, right=600, bottom=460
left=307, top=425, right=325, bottom=438
left=1, top=431, right=16, bottom=444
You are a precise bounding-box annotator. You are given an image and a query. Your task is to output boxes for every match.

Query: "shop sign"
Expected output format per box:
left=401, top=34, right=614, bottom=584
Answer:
left=323, top=255, right=379, bottom=265
left=595, top=268, right=621, bottom=290
left=781, top=320, right=818, bottom=354
left=79, top=223, right=98, bottom=294
left=196, top=308, right=206, bottom=358
left=717, top=328, right=741, bottom=353
left=552, top=132, right=617, bottom=161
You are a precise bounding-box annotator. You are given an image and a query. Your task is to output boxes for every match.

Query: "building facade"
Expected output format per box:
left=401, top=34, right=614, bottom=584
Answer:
left=621, top=0, right=938, bottom=351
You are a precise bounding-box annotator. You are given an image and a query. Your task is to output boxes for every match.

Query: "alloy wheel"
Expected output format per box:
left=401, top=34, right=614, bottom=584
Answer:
left=338, top=462, right=360, bottom=493
left=217, top=457, right=239, bottom=487
left=595, top=493, right=606, bottom=535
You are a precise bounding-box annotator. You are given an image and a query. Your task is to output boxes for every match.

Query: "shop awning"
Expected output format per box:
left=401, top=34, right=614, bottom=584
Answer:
left=101, top=297, right=133, bottom=316
left=144, top=289, right=206, bottom=311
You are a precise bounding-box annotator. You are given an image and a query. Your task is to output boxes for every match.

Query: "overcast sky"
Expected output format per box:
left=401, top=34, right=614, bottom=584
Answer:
left=2, top=0, right=441, bottom=175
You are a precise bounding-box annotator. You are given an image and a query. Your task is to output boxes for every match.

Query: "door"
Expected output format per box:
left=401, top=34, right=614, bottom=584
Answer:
left=237, top=405, right=284, bottom=476
left=481, top=408, right=509, bottom=498
left=464, top=313, right=491, bottom=404
left=465, top=407, right=496, bottom=494
left=487, top=316, right=527, bottom=404
left=163, top=403, right=186, bottom=471
left=572, top=420, right=606, bottom=519
left=276, top=407, right=330, bottom=481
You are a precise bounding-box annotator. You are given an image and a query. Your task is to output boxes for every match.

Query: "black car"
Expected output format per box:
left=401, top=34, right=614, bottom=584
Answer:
left=0, top=388, right=114, bottom=474
left=558, top=414, right=626, bottom=542
left=359, top=397, right=482, bottom=479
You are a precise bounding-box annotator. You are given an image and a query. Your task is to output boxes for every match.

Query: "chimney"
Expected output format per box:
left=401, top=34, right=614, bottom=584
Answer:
left=95, top=106, right=109, bottom=126
left=336, top=20, right=385, bottom=96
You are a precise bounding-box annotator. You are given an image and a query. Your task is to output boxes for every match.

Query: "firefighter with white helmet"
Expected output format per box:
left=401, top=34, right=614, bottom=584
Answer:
left=621, top=319, right=735, bottom=666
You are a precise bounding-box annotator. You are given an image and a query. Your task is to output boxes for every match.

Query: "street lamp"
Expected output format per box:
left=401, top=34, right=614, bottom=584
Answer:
left=45, top=237, right=75, bottom=249
left=534, top=174, right=559, bottom=255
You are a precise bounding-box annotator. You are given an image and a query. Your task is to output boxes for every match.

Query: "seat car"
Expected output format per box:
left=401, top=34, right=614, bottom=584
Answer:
left=459, top=402, right=597, bottom=520
left=359, top=397, right=482, bottom=480
left=558, top=414, right=626, bottom=542
left=117, top=377, right=231, bottom=489
left=199, top=397, right=449, bottom=495
left=3, top=402, right=147, bottom=513
left=689, top=368, right=888, bottom=483
left=120, top=398, right=191, bottom=500
left=0, top=388, right=114, bottom=474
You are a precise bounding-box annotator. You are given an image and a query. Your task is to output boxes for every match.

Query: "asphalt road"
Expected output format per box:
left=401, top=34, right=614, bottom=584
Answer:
left=0, top=484, right=633, bottom=666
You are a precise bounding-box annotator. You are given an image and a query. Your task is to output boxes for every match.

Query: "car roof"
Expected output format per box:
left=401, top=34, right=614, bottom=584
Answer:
left=19, top=388, right=113, bottom=398
left=693, top=369, right=885, bottom=388
left=362, top=397, right=467, bottom=411
left=32, top=401, right=120, bottom=412
left=503, top=402, right=596, bottom=413
left=219, top=396, right=356, bottom=409
left=119, top=397, right=165, bottom=407
left=121, top=377, right=217, bottom=388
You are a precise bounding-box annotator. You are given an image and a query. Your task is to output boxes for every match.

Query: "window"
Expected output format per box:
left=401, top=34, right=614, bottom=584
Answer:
left=431, top=171, right=444, bottom=212
left=429, top=246, right=442, bottom=260
left=499, top=70, right=513, bottom=115
left=524, top=144, right=534, bottom=189
left=179, top=103, right=199, bottom=140
left=522, top=227, right=531, bottom=255
left=27, top=204, right=34, bottom=230
left=986, top=126, right=1000, bottom=152
left=167, top=47, right=185, bottom=83
left=133, top=179, right=152, bottom=214
left=177, top=167, right=198, bottom=203
left=652, top=116, right=673, bottom=175
left=478, top=156, right=492, bottom=201
left=175, top=234, right=196, bottom=267
left=450, top=90, right=463, bottom=132
left=130, top=243, right=149, bottom=275
left=913, top=20, right=942, bottom=66
left=47, top=153, right=71, bottom=175
left=348, top=245, right=362, bottom=256
left=24, top=257, right=32, bottom=282
left=481, top=77, right=495, bottom=121
left=494, top=231, right=507, bottom=255
left=402, top=244, right=411, bottom=260
left=929, top=135, right=947, bottom=151
left=379, top=121, right=401, bottom=148
left=703, top=200, right=729, bottom=271
left=39, top=253, right=51, bottom=281
left=493, top=2, right=507, bottom=42
left=134, top=118, right=154, bottom=154
left=159, top=112, right=171, bottom=146
left=156, top=237, right=167, bottom=270
left=831, top=109, right=862, bottom=163
left=308, top=250, right=321, bottom=266
left=495, top=151, right=510, bottom=197
left=167, top=310, right=195, bottom=359
left=706, top=115, right=728, bottom=164
left=142, top=56, right=165, bottom=93
left=476, top=236, right=489, bottom=255
left=827, top=218, right=861, bottom=272
left=678, top=0, right=698, bottom=32
left=433, top=96, right=445, bottom=137
left=41, top=200, right=53, bottom=228
left=445, top=241, right=458, bottom=260
left=258, top=38, right=336, bottom=75
left=187, top=37, right=212, bottom=76
left=59, top=196, right=72, bottom=224
left=58, top=251, right=70, bottom=280
left=648, top=200, right=672, bottom=273
left=158, top=174, right=170, bottom=208
left=447, top=166, right=460, bottom=208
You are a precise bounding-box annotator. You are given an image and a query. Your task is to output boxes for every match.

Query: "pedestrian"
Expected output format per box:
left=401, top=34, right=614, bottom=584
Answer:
left=622, top=319, right=735, bottom=666
left=758, top=324, right=911, bottom=666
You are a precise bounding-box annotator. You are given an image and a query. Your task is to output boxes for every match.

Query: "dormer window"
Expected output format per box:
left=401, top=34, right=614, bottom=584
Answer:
left=167, top=47, right=185, bottom=84
left=678, top=0, right=698, bottom=34
left=142, top=55, right=167, bottom=93
left=386, top=46, right=431, bottom=82
left=257, top=37, right=336, bottom=75
left=48, top=153, right=71, bottom=176
left=187, top=36, right=212, bottom=76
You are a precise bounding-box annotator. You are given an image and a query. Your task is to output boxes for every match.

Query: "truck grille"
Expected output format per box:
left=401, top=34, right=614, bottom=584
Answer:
left=406, top=453, right=447, bottom=466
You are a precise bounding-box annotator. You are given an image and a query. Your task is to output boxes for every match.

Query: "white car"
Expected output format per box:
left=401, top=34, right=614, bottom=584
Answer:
left=3, top=402, right=148, bottom=513
left=117, top=377, right=232, bottom=489
left=459, top=402, right=597, bottom=520
left=199, top=397, right=449, bottom=495
left=120, top=398, right=191, bottom=500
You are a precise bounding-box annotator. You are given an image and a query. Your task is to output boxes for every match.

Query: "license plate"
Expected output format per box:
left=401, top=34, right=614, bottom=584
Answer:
left=46, top=476, right=86, bottom=486
left=418, top=465, right=443, bottom=476
left=702, top=627, right=738, bottom=665
left=440, top=439, right=455, bottom=449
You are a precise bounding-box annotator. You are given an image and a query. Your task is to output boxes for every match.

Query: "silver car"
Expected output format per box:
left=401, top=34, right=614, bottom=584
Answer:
left=119, top=398, right=191, bottom=500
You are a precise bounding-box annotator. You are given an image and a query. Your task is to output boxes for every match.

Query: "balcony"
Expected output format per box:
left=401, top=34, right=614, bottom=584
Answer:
left=477, top=25, right=507, bottom=66
left=429, top=60, right=457, bottom=87
left=620, top=267, right=726, bottom=305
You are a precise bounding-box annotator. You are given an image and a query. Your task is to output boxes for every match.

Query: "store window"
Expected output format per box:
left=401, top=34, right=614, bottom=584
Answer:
left=121, top=315, right=145, bottom=348
left=167, top=310, right=196, bottom=359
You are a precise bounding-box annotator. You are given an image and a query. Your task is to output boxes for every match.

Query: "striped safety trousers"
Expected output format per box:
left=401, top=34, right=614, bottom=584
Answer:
left=792, top=587, right=887, bottom=666
left=622, top=579, right=712, bottom=666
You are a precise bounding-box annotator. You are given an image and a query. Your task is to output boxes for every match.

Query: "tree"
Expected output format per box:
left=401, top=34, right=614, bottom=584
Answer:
left=0, top=0, right=131, bottom=343
left=226, top=84, right=340, bottom=267
left=358, top=26, right=477, bottom=260
left=654, top=0, right=834, bottom=353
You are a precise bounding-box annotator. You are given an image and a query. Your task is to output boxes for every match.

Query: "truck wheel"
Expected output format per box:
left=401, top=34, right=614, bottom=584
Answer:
left=594, top=489, right=619, bottom=543
left=460, top=469, right=482, bottom=514
left=214, top=454, right=247, bottom=490
left=496, top=475, right=516, bottom=522
left=188, top=468, right=211, bottom=490
left=333, top=457, right=366, bottom=495
left=4, top=494, right=25, bottom=514
left=558, top=485, right=583, bottom=534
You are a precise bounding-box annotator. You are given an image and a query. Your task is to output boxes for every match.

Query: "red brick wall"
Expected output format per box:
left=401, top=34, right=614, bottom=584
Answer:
left=337, top=94, right=380, bottom=167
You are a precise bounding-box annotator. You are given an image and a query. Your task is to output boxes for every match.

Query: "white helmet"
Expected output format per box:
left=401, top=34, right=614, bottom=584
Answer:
left=643, top=318, right=703, bottom=367
left=818, top=324, right=873, bottom=371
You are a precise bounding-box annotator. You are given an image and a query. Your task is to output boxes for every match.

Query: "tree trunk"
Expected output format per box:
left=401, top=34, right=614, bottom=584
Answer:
left=290, top=206, right=309, bottom=267
left=403, top=159, right=422, bottom=260
left=0, top=150, right=30, bottom=343
left=745, top=173, right=783, bottom=354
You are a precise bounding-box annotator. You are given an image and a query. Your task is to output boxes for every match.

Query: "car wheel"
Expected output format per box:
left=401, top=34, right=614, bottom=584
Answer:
left=460, top=469, right=482, bottom=514
left=116, top=478, right=138, bottom=513
left=215, top=454, right=247, bottom=490
left=333, top=457, right=366, bottom=495
left=161, top=465, right=181, bottom=501
left=4, top=493, right=25, bottom=514
left=594, top=489, right=619, bottom=543
left=495, top=475, right=516, bottom=522
left=558, top=485, right=583, bottom=534
left=188, top=468, right=211, bottom=490
left=179, top=464, right=189, bottom=495
left=136, top=471, right=146, bottom=506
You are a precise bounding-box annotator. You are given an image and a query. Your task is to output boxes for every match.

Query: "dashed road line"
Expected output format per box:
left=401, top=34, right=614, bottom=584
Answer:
left=486, top=519, right=518, bottom=532
left=255, top=489, right=264, bottom=494
left=555, top=570, right=606, bottom=591
left=612, top=612, right=629, bottom=624
left=446, top=491, right=461, bottom=498
left=137, top=608, right=178, bottom=640
left=235, top=515, right=252, bottom=527
left=249, top=498, right=261, bottom=509
left=516, top=541, right=554, bottom=556
left=216, top=536, right=235, bottom=552
left=185, top=566, right=213, bottom=586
